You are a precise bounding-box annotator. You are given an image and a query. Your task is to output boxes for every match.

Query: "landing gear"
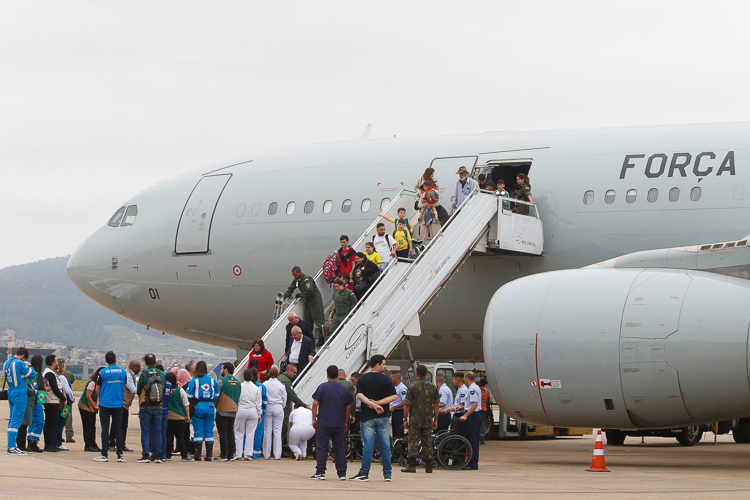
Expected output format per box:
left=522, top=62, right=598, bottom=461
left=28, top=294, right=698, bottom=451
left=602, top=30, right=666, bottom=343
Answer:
left=676, top=425, right=703, bottom=447
left=605, top=430, right=627, bottom=446
left=733, top=418, right=750, bottom=443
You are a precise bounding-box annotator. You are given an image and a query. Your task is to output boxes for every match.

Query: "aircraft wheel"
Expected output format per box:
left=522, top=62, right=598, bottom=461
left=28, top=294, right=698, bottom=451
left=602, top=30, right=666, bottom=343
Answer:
left=676, top=425, right=703, bottom=446
left=605, top=430, right=626, bottom=446
left=436, top=434, right=472, bottom=470
left=733, top=418, right=750, bottom=443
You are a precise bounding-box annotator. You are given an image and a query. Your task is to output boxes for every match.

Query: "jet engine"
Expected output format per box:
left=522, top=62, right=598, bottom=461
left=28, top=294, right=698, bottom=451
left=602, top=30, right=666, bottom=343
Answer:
left=483, top=268, right=750, bottom=429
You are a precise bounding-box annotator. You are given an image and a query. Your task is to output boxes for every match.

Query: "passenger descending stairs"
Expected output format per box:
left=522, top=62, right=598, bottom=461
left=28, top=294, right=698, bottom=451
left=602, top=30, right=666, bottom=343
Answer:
left=239, top=189, right=544, bottom=403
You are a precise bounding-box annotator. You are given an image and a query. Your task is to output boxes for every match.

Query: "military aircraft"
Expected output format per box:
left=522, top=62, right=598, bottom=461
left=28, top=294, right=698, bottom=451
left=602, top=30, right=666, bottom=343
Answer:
left=68, top=122, right=750, bottom=431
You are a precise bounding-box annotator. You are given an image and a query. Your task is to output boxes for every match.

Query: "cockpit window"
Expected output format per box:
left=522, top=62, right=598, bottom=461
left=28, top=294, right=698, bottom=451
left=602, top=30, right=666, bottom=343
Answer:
left=108, top=207, right=126, bottom=227
left=121, top=205, right=138, bottom=226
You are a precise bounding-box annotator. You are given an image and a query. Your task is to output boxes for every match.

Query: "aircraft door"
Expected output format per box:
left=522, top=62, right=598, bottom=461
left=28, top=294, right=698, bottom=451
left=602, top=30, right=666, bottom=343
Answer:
left=175, top=174, right=232, bottom=255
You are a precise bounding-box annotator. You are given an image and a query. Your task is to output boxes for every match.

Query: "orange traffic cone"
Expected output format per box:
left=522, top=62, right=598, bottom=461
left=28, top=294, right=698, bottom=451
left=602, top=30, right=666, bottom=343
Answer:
left=586, top=430, right=610, bottom=472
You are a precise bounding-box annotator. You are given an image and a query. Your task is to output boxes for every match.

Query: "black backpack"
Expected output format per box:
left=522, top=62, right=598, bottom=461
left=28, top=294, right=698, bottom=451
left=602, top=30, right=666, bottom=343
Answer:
left=145, top=369, right=164, bottom=405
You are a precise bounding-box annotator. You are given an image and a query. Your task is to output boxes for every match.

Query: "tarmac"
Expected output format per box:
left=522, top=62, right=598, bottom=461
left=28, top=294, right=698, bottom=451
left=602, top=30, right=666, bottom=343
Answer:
left=2, top=401, right=750, bottom=499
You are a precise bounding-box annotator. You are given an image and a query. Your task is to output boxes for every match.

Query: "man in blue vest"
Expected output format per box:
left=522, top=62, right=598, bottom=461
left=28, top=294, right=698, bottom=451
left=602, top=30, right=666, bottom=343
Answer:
left=4, top=347, right=35, bottom=455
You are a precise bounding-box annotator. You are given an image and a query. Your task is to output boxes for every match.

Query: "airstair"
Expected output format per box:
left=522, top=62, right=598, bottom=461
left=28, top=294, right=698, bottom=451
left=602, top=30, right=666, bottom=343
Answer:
left=238, top=188, right=543, bottom=402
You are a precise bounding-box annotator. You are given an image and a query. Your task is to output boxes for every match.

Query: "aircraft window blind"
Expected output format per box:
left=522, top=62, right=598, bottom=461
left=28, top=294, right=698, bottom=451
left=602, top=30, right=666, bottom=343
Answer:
left=669, top=187, right=680, bottom=202
left=380, top=198, right=391, bottom=211
left=647, top=188, right=658, bottom=203
left=583, top=191, right=594, bottom=205
left=286, top=201, right=296, bottom=215
left=690, top=187, right=701, bottom=201
left=361, top=198, right=371, bottom=212
left=121, top=205, right=138, bottom=226
left=626, top=189, right=637, bottom=203
left=605, top=190, right=615, bottom=204
left=304, top=201, right=314, bottom=214
left=342, top=199, right=352, bottom=213
left=108, top=206, right=126, bottom=227
left=268, top=202, right=278, bottom=216
left=323, top=200, right=333, bottom=214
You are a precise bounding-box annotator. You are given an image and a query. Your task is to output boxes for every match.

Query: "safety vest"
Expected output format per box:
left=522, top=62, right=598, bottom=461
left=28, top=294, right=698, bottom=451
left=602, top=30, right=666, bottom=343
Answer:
left=480, top=387, right=489, bottom=412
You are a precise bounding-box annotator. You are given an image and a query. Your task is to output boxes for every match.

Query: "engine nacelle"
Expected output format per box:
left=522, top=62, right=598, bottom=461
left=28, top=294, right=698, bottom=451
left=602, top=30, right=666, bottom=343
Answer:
left=483, top=268, right=750, bottom=429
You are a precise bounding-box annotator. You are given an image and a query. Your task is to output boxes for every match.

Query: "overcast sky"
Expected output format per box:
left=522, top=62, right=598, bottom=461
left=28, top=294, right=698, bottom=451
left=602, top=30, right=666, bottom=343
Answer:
left=2, top=1, right=749, bottom=269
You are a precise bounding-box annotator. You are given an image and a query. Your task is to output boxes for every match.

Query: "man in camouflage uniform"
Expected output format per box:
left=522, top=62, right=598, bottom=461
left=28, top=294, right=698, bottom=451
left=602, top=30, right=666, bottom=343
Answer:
left=284, top=266, right=325, bottom=345
left=401, top=364, right=440, bottom=473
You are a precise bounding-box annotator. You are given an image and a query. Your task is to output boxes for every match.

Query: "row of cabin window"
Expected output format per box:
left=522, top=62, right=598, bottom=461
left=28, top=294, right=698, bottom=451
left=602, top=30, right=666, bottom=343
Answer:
left=267, top=197, right=392, bottom=216
left=583, top=187, right=702, bottom=205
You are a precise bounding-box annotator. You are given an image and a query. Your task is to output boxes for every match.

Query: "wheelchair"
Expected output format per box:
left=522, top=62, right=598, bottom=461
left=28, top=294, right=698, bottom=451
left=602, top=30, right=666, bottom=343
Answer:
left=390, top=418, right=473, bottom=470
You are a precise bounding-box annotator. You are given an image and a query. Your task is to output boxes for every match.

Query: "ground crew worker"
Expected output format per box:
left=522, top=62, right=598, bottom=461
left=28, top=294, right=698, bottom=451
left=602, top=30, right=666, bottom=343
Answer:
left=278, top=363, right=307, bottom=450
left=478, top=379, right=489, bottom=444
left=216, top=362, right=241, bottom=461
left=401, top=365, right=440, bottom=473
left=284, top=266, right=326, bottom=346
left=436, top=374, right=453, bottom=432
left=4, top=347, right=34, bottom=455
left=329, top=278, right=357, bottom=336
left=389, top=370, right=408, bottom=439
left=337, top=369, right=357, bottom=419
left=449, top=372, right=467, bottom=433
left=186, top=360, right=219, bottom=461
left=460, top=371, right=481, bottom=470
left=252, top=368, right=267, bottom=459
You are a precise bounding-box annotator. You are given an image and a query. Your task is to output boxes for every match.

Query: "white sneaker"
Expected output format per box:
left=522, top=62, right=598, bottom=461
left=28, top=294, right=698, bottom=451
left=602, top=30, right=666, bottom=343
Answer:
left=117, top=456, right=126, bottom=463
left=57, top=445, right=69, bottom=451
left=93, top=455, right=109, bottom=462
left=7, top=447, right=27, bottom=456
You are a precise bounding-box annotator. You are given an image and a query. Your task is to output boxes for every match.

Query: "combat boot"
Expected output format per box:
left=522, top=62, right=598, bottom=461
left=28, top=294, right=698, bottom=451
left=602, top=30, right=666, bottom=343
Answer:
left=401, top=458, right=417, bottom=473
left=425, top=460, right=433, bottom=473
left=27, top=440, right=43, bottom=453
left=194, top=443, right=203, bottom=461
left=204, top=443, right=213, bottom=462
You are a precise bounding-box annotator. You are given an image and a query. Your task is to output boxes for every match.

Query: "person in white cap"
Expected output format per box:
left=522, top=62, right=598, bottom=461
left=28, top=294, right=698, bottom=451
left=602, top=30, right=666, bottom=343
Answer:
left=452, top=166, right=478, bottom=212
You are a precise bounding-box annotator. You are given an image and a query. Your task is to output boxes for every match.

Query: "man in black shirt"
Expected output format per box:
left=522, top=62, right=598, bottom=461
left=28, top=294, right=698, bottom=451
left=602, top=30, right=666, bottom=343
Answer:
left=349, top=354, right=397, bottom=482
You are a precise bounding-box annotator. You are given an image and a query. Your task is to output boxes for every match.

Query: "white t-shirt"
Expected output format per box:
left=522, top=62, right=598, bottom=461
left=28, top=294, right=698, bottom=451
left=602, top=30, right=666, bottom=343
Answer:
left=289, top=406, right=313, bottom=426
left=372, top=233, right=396, bottom=263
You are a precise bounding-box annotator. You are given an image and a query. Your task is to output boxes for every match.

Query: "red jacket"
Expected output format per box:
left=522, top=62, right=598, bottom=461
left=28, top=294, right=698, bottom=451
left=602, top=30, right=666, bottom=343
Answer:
left=336, top=247, right=357, bottom=276
left=248, top=350, right=274, bottom=382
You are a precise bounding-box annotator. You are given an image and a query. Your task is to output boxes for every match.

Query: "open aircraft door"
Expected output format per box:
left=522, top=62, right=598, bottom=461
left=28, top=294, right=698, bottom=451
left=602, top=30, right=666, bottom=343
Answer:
left=174, top=174, right=232, bottom=255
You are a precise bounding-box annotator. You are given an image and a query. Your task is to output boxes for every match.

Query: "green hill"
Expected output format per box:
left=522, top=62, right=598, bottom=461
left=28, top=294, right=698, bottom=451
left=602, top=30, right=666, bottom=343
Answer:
left=0, top=256, right=232, bottom=357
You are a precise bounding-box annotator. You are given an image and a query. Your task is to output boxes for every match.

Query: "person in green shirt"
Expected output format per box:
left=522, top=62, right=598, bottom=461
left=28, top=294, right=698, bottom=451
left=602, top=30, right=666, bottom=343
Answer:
left=328, top=279, right=357, bottom=335
left=284, top=266, right=326, bottom=346
left=216, top=363, right=241, bottom=461
left=278, top=363, right=308, bottom=451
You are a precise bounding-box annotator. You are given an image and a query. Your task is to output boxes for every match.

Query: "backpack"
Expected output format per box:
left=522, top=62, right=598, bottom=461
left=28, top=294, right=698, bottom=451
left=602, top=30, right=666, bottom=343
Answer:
left=372, top=233, right=396, bottom=246
left=322, top=254, right=338, bottom=284
left=145, top=369, right=164, bottom=405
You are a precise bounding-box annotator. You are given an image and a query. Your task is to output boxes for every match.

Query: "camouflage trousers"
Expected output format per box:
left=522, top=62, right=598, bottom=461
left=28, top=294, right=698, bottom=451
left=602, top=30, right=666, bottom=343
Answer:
left=407, top=424, right=433, bottom=460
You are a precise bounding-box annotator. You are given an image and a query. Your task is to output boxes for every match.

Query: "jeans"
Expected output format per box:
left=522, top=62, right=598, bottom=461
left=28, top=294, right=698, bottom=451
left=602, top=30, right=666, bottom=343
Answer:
left=139, top=408, right=163, bottom=458
left=100, top=406, right=123, bottom=457
left=359, top=416, right=391, bottom=476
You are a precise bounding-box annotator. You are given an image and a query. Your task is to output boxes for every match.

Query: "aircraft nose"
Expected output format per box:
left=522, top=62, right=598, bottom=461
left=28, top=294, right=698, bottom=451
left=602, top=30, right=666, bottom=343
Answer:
left=67, top=243, right=84, bottom=291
